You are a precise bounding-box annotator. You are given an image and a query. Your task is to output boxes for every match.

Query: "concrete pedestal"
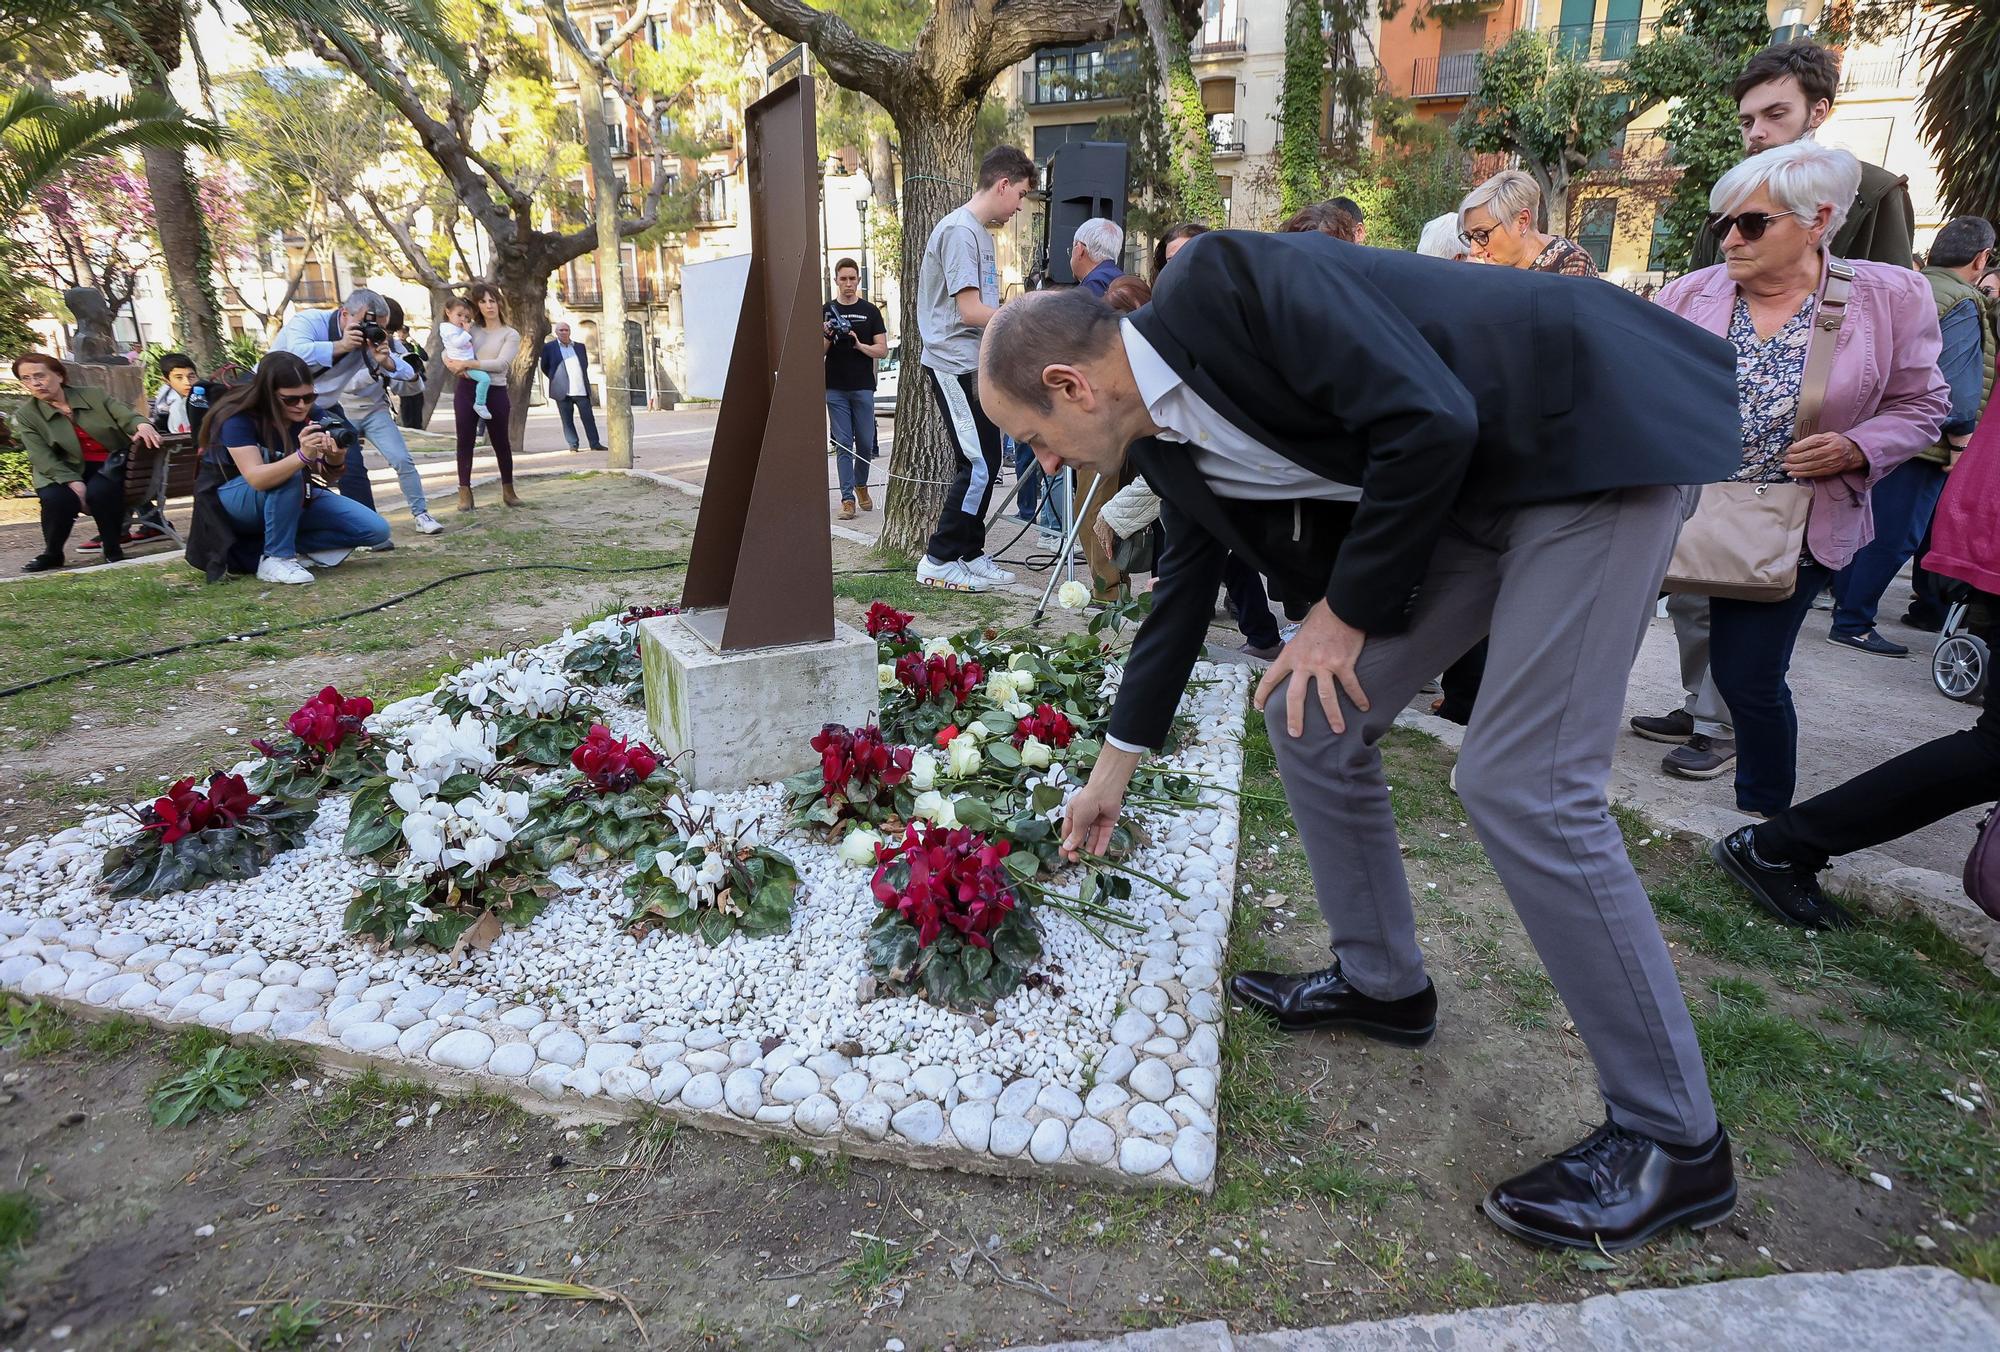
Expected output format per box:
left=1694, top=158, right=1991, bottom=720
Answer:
left=638, top=612, right=878, bottom=791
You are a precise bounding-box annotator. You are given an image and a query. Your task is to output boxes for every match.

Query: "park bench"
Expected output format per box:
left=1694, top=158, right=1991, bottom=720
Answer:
left=120, top=432, right=198, bottom=546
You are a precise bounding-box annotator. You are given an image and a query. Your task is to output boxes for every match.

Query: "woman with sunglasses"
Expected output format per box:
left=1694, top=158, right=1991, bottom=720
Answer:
left=1653, top=140, right=1948, bottom=819
left=196, top=351, right=391, bottom=585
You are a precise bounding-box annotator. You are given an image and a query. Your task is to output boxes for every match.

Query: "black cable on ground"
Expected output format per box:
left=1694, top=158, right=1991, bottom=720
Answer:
left=0, top=560, right=915, bottom=702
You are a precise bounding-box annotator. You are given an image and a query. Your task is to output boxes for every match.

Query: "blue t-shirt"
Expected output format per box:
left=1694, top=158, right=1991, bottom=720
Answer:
left=208, top=410, right=315, bottom=477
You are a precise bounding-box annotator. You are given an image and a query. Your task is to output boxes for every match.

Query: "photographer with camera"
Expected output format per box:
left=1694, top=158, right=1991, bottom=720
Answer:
left=272, top=287, right=444, bottom=536
left=823, top=258, right=888, bottom=521
left=194, top=351, right=390, bottom=585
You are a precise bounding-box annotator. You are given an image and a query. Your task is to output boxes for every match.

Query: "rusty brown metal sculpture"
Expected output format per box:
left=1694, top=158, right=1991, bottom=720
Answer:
left=679, top=74, right=833, bottom=651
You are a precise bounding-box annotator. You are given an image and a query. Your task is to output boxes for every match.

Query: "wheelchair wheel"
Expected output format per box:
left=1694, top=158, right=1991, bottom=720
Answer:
left=1934, top=631, right=1988, bottom=703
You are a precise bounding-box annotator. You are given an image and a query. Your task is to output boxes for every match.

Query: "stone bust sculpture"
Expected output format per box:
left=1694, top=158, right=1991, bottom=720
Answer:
left=64, top=287, right=127, bottom=363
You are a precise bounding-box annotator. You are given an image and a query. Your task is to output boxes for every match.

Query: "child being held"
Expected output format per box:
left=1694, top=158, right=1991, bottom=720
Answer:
left=439, top=298, right=492, bottom=420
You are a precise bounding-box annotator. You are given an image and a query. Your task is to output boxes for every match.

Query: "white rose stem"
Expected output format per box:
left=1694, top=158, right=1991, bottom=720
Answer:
left=1031, top=471, right=1104, bottom=625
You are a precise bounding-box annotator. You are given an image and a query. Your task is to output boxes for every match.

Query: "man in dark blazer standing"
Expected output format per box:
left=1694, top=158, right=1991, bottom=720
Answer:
left=540, top=322, right=608, bottom=453
left=980, top=230, right=1743, bottom=1254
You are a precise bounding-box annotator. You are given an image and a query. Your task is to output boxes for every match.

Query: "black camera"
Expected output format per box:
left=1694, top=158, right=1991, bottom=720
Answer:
left=356, top=319, right=389, bottom=345
left=823, top=308, right=856, bottom=343
left=314, top=414, right=357, bottom=451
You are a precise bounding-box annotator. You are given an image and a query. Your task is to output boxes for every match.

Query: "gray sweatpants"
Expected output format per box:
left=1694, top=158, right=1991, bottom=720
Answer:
left=1265, top=485, right=1718, bottom=1146
left=1666, top=592, right=1733, bottom=739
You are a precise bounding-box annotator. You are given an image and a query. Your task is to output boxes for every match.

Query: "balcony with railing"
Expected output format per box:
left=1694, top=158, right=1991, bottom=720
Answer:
left=1207, top=113, right=1244, bottom=155
left=1549, top=18, right=1652, bottom=63
left=1020, top=52, right=1139, bottom=107
left=1839, top=51, right=1915, bottom=93
left=1193, top=17, right=1246, bottom=58
left=558, top=274, right=663, bottom=308
left=291, top=277, right=337, bottom=305
left=1583, top=128, right=1674, bottom=175
left=1410, top=51, right=1481, bottom=100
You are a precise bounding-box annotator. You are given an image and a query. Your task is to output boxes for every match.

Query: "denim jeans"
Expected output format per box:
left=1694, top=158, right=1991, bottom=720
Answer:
left=825, top=389, right=877, bottom=500
left=1709, top=560, right=1833, bottom=813
left=218, top=473, right=391, bottom=561
left=1012, top=437, right=1039, bottom=520
left=1829, top=458, right=1948, bottom=638
left=347, top=402, right=430, bottom=517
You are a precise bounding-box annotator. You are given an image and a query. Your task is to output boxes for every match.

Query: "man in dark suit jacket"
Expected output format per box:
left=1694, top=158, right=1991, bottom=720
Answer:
left=540, top=322, right=607, bottom=452
left=980, top=230, right=1742, bottom=1254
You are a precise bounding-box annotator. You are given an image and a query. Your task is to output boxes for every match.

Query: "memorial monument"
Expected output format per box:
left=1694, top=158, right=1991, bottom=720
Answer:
left=639, top=74, right=876, bottom=788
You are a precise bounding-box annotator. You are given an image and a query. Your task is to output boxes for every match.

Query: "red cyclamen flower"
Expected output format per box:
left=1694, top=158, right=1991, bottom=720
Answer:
left=865, top=601, right=915, bottom=640
left=870, top=821, right=1017, bottom=950
left=894, top=652, right=983, bottom=707
left=146, top=773, right=258, bottom=844
left=286, top=685, right=375, bottom=754
left=1012, top=703, right=1076, bottom=750
left=811, top=723, right=912, bottom=800
left=570, top=723, right=660, bottom=793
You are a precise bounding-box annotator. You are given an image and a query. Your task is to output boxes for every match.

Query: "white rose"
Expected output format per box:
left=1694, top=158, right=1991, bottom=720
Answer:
left=908, top=751, right=937, bottom=792
left=1005, top=701, right=1032, bottom=719
left=878, top=662, right=897, bottom=691
left=945, top=735, right=982, bottom=779
left=1007, top=652, right=1038, bottom=674
left=1019, top=735, right=1052, bottom=769
left=838, top=827, right=883, bottom=867
left=921, top=636, right=955, bottom=659
left=966, top=720, right=992, bottom=742
left=1057, top=580, right=1090, bottom=609
left=985, top=672, right=1018, bottom=706
left=911, top=790, right=949, bottom=824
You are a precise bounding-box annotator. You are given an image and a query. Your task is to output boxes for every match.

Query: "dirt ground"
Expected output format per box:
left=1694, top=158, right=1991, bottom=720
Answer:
left=0, top=476, right=1994, bottom=1351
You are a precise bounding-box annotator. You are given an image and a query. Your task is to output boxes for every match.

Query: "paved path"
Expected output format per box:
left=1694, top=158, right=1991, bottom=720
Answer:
left=1019, top=1266, right=2000, bottom=1351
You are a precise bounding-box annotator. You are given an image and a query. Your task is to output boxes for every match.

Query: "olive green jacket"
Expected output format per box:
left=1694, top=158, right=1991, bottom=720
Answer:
left=1920, top=266, right=1996, bottom=467
left=11, top=385, right=142, bottom=491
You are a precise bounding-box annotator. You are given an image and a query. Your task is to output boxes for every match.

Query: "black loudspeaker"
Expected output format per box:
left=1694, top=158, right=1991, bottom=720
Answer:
left=1042, top=140, right=1129, bottom=286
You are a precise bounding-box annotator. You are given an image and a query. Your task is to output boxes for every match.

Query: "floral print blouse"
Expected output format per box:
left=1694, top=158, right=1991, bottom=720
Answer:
left=1727, top=295, right=1815, bottom=483
left=1529, top=237, right=1599, bottom=277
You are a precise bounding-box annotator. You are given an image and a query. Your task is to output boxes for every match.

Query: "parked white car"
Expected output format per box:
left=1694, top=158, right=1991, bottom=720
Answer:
left=875, top=338, right=901, bottom=417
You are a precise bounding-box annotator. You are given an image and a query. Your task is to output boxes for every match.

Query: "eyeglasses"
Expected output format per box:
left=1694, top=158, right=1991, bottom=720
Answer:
left=1458, top=224, right=1499, bottom=248
left=1706, top=209, right=1809, bottom=243
left=277, top=393, right=315, bottom=407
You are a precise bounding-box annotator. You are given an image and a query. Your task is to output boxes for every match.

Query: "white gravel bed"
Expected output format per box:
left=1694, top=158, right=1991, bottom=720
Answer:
left=0, top=639, right=1249, bottom=1190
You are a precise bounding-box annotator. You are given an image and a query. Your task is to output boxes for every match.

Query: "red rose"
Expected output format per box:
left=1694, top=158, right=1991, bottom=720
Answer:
left=864, top=601, right=915, bottom=640
left=935, top=725, right=959, bottom=748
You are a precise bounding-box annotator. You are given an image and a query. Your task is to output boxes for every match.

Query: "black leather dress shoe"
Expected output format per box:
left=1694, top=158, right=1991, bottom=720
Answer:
left=1711, top=827, right=1856, bottom=930
left=1483, top=1121, right=1737, bottom=1252
left=1228, top=964, right=1437, bottom=1045
left=21, top=555, right=60, bottom=573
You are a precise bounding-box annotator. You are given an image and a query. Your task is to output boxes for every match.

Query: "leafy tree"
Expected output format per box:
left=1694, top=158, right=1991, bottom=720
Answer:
left=1133, top=0, right=1222, bottom=223
left=1454, top=28, right=1652, bottom=232
left=1276, top=0, right=1328, bottom=215
left=733, top=0, right=1129, bottom=554
left=1916, top=0, right=2000, bottom=219
left=1331, top=115, right=1474, bottom=250
left=19, top=160, right=159, bottom=329
left=1623, top=0, right=1770, bottom=271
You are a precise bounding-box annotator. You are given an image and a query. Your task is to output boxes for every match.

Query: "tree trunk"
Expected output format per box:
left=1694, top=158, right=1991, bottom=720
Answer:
left=495, top=254, right=554, bottom=461
left=878, top=102, right=980, bottom=557
left=135, top=76, right=225, bottom=370
left=418, top=284, right=457, bottom=428
left=581, top=84, right=633, bottom=470
left=1137, top=0, right=1223, bottom=222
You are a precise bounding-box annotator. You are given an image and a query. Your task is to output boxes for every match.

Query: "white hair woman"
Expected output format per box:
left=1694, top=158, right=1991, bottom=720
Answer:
left=1652, top=138, right=1948, bottom=823
left=1459, top=170, right=1597, bottom=275
left=1416, top=213, right=1467, bottom=261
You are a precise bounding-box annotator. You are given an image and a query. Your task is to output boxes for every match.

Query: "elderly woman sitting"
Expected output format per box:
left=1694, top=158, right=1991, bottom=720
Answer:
left=1654, top=140, right=1948, bottom=817
left=11, top=352, right=162, bottom=573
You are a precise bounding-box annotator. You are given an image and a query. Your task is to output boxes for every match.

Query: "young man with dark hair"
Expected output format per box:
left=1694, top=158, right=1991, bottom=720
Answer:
left=1689, top=40, right=1915, bottom=270
left=1327, top=196, right=1366, bottom=244
left=1825, top=215, right=1997, bottom=656
left=824, top=256, right=889, bottom=521
left=914, top=144, right=1036, bottom=593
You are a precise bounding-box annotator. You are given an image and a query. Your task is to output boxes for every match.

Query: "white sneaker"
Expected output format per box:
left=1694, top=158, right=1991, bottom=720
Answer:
left=916, top=556, right=991, bottom=592
left=413, top=511, right=444, bottom=535
left=966, top=554, right=1016, bottom=585
left=256, top=556, right=315, bottom=585
left=301, top=547, right=353, bottom=569
left=1279, top=622, right=1301, bottom=645
left=474, top=405, right=492, bottom=420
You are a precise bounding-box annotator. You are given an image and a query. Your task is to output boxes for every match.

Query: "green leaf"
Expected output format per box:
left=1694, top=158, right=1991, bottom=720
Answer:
left=866, top=909, right=920, bottom=984
left=951, top=796, right=995, bottom=832
left=990, top=910, right=1042, bottom=970
left=986, top=742, right=1022, bottom=770
left=1002, top=850, right=1041, bottom=882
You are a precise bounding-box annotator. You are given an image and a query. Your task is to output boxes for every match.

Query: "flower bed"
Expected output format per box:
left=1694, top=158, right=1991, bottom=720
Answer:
left=0, top=608, right=1248, bottom=1189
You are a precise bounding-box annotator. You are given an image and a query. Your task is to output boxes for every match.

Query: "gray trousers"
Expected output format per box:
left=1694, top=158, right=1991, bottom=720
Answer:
left=1265, top=486, right=1718, bottom=1146
left=1666, top=592, right=1733, bottom=739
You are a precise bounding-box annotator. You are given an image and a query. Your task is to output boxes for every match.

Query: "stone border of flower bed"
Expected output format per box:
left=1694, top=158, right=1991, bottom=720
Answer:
left=0, top=667, right=1247, bottom=1192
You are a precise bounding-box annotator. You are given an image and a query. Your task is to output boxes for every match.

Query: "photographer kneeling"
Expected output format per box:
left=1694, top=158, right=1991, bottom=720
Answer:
left=200, top=352, right=390, bottom=585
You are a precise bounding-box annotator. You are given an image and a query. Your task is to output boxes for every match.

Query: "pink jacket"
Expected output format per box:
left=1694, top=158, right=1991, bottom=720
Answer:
left=1655, top=256, right=1950, bottom=571
left=1924, top=394, right=2000, bottom=594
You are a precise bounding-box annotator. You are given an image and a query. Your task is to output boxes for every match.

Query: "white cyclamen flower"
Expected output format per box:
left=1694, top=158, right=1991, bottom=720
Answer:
left=1005, top=701, right=1032, bottom=719
left=695, top=852, right=727, bottom=888
left=838, top=827, right=882, bottom=867
left=670, top=860, right=700, bottom=895
left=1019, top=735, right=1053, bottom=770
left=1057, top=580, right=1091, bottom=609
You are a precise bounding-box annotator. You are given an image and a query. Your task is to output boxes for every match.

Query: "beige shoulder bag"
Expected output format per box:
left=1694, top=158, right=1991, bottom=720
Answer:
left=1664, top=259, right=1854, bottom=602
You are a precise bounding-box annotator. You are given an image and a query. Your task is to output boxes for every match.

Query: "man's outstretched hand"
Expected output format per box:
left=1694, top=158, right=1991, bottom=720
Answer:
left=1252, top=600, right=1370, bottom=737
left=1062, top=744, right=1140, bottom=862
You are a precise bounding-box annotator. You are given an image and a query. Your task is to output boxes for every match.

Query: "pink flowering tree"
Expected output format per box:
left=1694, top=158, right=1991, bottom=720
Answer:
left=21, top=160, right=161, bottom=333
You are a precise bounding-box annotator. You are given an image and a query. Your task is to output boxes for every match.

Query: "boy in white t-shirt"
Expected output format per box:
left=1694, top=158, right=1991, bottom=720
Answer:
left=439, top=297, right=492, bottom=420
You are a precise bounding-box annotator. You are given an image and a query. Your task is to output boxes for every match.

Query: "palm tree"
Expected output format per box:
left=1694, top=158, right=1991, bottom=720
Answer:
left=1918, top=0, right=2000, bottom=220
left=0, top=86, right=219, bottom=227
left=53, top=0, right=472, bottom=368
